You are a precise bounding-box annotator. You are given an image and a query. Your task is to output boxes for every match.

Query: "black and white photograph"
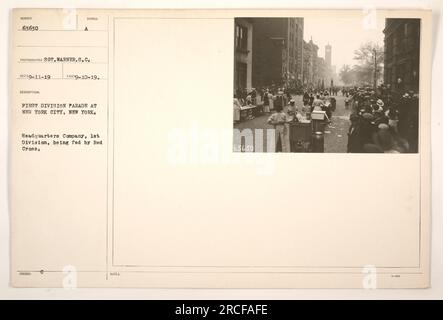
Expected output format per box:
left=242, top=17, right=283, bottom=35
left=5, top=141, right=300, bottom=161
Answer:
left=233, top=17, right=420, bottom=153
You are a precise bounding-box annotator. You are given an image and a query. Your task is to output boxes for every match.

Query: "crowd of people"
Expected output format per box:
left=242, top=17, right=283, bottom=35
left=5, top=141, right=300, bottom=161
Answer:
left=344, top=85, right=419, bottom=153
left=302, top=89, right=337, bottom=121
left=233, top=86, right=294, bottom=122
left=234, top=84, right=419, bottom=153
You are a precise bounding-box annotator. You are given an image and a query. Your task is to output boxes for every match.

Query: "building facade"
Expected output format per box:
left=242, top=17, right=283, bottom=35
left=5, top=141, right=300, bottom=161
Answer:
left=316, top=56, right=326, bottom=88
left=302, top=39, right=319, bottom=87
left=294, top=18, right=304, bottom=86
left=234, top=18, right=253, bottom=92
left=324, top=44, right=332, bottom=87
left=383, top=18, right=420, bottom=93
left=250, top=18, right=304, bottom=88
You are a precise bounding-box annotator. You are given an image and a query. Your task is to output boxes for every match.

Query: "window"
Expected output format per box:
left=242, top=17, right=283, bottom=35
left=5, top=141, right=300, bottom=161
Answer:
left=235, top=24, right=248, bottom=51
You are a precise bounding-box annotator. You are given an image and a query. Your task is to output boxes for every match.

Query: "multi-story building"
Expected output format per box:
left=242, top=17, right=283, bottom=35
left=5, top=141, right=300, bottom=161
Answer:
left=234, top=18, right=253, bottom=92
left=302, top=40, right=311, bottom=85
left=294, top=18, right=304, bottom=86
left=324, top=44, right=332, bottom=87
left=250, top=18, right=304, bottom=88
left=302, top=38, right=319, bottom=87
left=383, top=18, right=420, bottom=93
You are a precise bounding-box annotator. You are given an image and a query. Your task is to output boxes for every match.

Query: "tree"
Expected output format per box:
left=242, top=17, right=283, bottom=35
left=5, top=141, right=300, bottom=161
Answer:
left=352, top=64, right=372, bottom=86
left=353, top=41, right=384, bottom=88
left=339, top=64, right=355, bottom=86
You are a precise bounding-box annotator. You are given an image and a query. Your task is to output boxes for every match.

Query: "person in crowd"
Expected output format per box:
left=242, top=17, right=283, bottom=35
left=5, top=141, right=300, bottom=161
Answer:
left=267, top=103, right=288, bottom=152
left=347, top=113, right=363, bottom=153
left=371, top=123, right=410, bottom=153
left=322, top=99, right=333, bottom=123
left=242, top=92, right=254, bottom=120
left=303, top=91, right=310, bottom=107
left=374, top=99, right=385, bottom=112
left=330, top=95, right=337, bottom=112
left=245, top=94, right=252, bottom=106
left=397, top=92, right=412, bottom=137
left=371, top=123, right=394, bottom=152
left=286, top=90, right=292, bottom=104
left=233, top=95, right=242, bottom=123
left=386, top=102, right=400, bottom=133
left=373, top=108, right=389, bottom=127
left=250, top=88, right=257, bottom=105
left=268, top=90, right=274, bottom=111
left=344, top=92, right=350, bottom=110
left=263, top=89, right=270, bottom=113
left=309, top=92, right=315, bottom=108
left=312, top=94, right=324, bottom=112
left=287, top=99, right=296, bottom=117
left=359, top=112, right=376, bottom=146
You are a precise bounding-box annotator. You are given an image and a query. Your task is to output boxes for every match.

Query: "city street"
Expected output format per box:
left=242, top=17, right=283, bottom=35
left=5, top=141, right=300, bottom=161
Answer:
left=234, top=94, right=351, bottom=153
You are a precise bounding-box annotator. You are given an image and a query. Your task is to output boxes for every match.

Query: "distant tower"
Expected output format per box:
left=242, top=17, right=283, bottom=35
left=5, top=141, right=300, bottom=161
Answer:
left=325, top=43, right=332, bottom=68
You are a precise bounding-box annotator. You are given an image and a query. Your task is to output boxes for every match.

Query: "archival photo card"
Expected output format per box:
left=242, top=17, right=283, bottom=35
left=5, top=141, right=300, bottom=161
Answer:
left=233, top=17, right=420, bottom=153
left=9, top=9, right=431, bottom=288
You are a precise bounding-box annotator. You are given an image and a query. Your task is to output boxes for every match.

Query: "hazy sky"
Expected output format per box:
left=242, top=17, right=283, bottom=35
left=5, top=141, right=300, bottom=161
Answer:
left=303, top=14, right=385, bottom=72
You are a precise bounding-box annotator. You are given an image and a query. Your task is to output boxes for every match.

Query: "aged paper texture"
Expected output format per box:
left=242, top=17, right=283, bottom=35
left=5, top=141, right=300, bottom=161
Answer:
left=10, top=8, right=431, bottom=288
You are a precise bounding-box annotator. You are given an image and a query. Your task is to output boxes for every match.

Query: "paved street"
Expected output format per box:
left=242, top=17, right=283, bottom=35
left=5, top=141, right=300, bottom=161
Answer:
left=234, top=95, right=351, bottom=153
